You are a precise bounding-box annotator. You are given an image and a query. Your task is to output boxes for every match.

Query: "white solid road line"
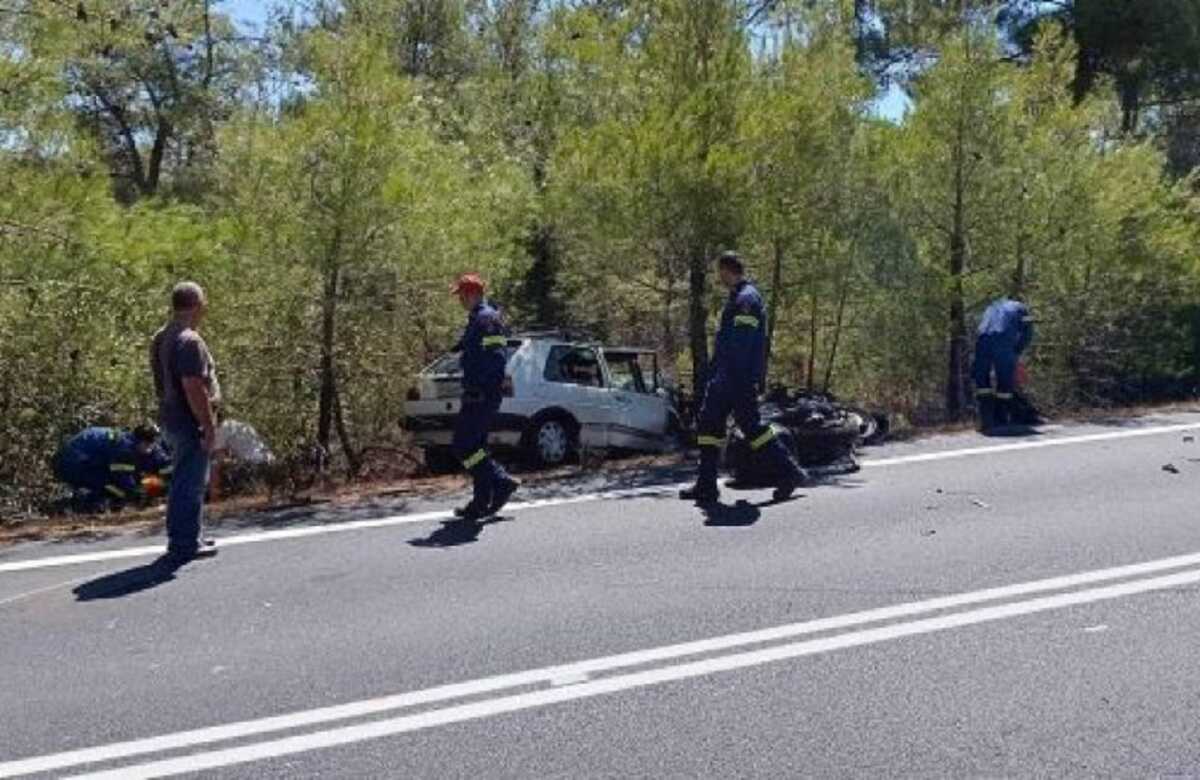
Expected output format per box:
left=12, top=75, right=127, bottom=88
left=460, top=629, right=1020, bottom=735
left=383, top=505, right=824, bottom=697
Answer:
left=6, top=548, right=1200, bottom=778
left=1, top=419, right=1196, bottom=576
left=0, top=489, right=672, bottom=575
left=863, top=421, right=1200, bottom=468
left=63, top=565, right=1200, bottom=780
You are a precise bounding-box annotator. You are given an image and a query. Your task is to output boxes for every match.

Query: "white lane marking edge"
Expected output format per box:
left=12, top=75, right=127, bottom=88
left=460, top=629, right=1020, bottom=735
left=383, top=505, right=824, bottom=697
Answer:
left=5, top=547, right=1200, bottom=778
left=66, top=566, right=1200, bottom=780
left=862, top=421, right=1200, bottom=468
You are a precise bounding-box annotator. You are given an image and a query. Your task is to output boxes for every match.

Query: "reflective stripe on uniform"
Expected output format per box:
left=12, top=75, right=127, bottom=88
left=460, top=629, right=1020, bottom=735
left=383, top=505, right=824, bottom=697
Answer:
left=733, top=315, right=760, bottom=328
left=975, top=388, right=995, bottom=397
left=110, top=463, right=136, bottom=473
left=482, top=336, right=507, bottom=349
left=462, top=449, right=487, bottom=470
left=697, top=435, right=725, bottom=448
left=996, top=392, right=1015, bottom=400
left=158, top=465, right=174, bottom=476
left=105, top=484, right=126, bottom=498
left=750, top=428, right=776, bottom=451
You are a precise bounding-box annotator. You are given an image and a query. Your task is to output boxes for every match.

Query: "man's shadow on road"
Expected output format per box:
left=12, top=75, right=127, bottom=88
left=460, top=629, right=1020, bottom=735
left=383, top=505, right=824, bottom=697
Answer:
left=73, top=555, right=185, bottom=602
left=701, top=495, right=801, bottom=527
left=702, top=501, right=761, bottom=527
left=408, top=516, right=514, bottom=549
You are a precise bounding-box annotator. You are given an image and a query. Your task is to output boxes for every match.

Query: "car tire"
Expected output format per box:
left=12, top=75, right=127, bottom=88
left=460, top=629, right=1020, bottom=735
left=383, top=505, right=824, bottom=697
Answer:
left=524, top=412, right=576, bottom=468
left=423, top=447, right=460, bottom=476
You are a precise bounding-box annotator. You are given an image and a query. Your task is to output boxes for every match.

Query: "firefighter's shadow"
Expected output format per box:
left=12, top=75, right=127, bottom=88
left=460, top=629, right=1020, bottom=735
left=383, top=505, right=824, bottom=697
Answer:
left=408, top=516, right=514, bottom=549
left=73, top=555, right=184, bottom=601
left=701, top=500, right=763, bottom=528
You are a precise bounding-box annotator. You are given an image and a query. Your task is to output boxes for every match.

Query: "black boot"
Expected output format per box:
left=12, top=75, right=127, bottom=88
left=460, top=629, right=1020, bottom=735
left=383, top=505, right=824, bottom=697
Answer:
left=679, top=482, right=720, bottom=505
left=454, top=499, right=490, bottom=521
left=487, top=477, right=520, bottom=516
left=455, top=462, right=492, bottom=520
left=773, top=463, right=811, bottom=502
left=994, top=396, right=1012, bottom=429
left=772, top=445, right=810, bottom=502
left=977, top=394, right=996, bottom=433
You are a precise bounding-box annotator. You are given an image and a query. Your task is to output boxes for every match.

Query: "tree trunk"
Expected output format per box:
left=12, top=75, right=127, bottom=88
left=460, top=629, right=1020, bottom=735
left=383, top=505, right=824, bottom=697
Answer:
left=1118, top=75, right=1141, bottom=135
left=765, top=237, right=783, bottom=380
left=333, top=380, right=361, bottom=477
left=824, top=264, right=851, bottom=393
left=807, top=277, right=819, bottom=391
left=317, top=265, right=340, bottom=451
left=1014, top=228, right=1027, bottom=298
left=661, top=281, right=676, bottom=366
left=947, top=134, right=968, bottom=421
left=688, top=248, right=710, bottom=403
left=145, top=119, right=172, bottom=197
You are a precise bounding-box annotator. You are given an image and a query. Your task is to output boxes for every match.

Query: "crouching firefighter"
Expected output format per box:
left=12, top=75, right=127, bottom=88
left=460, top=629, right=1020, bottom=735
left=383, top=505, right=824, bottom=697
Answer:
left=973, top=293, right=1034, bottom=433
left=681, top=252, right=810, bottom=506
left=450, top=273, right=520, bottom=521
left=53, top=424, right=172, bottom=511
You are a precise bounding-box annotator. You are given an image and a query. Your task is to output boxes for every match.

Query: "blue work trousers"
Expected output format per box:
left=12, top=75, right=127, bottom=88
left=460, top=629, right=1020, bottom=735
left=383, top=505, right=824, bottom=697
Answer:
left=54, top=450, right=111, bottom=505
left=696, top=381, right=797, bottom=489
left=973, top=334, right=1019, bottom=400
left=452, top=393, right=511, bottom=505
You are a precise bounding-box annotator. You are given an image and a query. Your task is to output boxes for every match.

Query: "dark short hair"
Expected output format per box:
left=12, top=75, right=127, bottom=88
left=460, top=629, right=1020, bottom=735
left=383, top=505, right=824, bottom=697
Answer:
left=717, top=251, right=744, bottom=275
left=133, top=423, right=160, bottom=444
left=171, top=281, right=205, bottom=312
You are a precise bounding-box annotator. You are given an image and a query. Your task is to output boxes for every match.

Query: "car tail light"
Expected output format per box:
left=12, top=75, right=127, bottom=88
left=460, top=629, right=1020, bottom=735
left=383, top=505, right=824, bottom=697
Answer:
left=502, top=376, right=515, bottom=398
left=407, top=386, right=421, bottom=401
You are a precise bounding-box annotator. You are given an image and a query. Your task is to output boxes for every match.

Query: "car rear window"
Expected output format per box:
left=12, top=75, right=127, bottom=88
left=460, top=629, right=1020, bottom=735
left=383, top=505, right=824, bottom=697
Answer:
left=426, top=340, right=522, bottom=376
left=544, top=346, right=604, bottom=388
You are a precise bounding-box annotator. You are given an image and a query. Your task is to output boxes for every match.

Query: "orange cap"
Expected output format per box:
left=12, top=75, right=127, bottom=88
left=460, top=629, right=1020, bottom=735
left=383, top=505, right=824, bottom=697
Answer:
left=450, top=273, right=485, bottom=296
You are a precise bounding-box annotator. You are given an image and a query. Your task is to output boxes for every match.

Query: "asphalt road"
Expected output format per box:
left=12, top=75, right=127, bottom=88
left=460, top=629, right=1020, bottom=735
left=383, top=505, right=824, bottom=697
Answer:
left=2, top=413, right=1200, bottom=778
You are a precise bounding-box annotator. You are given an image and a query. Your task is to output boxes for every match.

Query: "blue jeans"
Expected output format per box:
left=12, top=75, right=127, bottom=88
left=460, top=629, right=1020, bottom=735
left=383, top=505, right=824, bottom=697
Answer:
left=163, top=427, right=210, bottom=554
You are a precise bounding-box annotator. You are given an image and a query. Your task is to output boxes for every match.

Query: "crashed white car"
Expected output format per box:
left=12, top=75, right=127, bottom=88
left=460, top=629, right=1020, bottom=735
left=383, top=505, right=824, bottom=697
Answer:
left=403, top=332, right=682, bottom=473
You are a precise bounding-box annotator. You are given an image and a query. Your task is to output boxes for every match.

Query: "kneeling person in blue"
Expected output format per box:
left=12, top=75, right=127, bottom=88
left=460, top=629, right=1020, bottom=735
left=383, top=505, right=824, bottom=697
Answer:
left=973, top=294, right=1034, bottom=433
left=681, top=252, right=810, bottom=506
left=450, top=273, right=520, bottom=521
left=54, top=424, right=172, bottom=511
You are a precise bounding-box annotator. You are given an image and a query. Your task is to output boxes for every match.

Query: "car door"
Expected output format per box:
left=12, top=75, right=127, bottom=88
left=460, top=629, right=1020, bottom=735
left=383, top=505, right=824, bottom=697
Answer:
left=601, top=350, right=669, bottom=451
left=539, top=345, right=615, bottom=449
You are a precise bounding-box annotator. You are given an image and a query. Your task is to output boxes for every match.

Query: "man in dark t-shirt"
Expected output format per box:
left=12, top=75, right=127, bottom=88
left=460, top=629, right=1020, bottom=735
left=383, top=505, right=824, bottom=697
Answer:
left=150, top=282, right=220, bottom=562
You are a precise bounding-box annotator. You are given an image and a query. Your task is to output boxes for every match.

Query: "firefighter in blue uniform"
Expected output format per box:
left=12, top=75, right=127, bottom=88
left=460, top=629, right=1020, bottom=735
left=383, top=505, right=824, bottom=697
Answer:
left=53, top=424, right=172, bottom=510
left=681, top=252, right=810, bottom=505
left=450, top=273, right=520, bottom=520
left=973, top=294, right=1034, bottom=432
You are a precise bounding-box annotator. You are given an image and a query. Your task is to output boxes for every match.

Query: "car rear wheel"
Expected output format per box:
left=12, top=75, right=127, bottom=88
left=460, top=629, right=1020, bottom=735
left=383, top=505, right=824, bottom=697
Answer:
left=525, top=414, right=575, bottom=468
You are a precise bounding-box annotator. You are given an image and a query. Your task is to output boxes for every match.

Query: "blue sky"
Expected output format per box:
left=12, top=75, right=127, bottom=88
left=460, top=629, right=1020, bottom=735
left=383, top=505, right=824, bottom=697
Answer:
left=218, top=1, right=910, bottom=122
left=222, top=0, right=270, bottom=31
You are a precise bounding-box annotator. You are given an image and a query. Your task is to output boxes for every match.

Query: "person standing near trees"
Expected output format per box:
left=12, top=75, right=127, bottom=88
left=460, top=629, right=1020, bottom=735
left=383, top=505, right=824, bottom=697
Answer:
left=973, top=291, right=1035, bottom=433
left=150, top=282, right=220, bottom=562
left=680, top=251, right=810, bottom=506
left=449, top=273, right=520, bottom=521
